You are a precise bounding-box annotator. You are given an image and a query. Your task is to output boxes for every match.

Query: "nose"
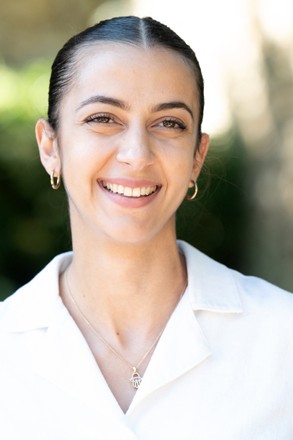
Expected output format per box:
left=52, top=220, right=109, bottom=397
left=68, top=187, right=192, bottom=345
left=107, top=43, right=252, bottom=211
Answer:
left=116, top=124, right=154, bottom=170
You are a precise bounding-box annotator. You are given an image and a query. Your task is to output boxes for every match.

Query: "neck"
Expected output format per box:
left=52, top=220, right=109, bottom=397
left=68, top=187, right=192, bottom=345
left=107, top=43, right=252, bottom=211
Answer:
left=61, top=232, right=186, bottom=340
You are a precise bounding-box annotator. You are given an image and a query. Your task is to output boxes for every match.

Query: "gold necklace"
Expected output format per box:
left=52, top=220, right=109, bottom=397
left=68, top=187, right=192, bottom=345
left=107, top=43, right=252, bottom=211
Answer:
left=65, top=270, right=187, bottom=389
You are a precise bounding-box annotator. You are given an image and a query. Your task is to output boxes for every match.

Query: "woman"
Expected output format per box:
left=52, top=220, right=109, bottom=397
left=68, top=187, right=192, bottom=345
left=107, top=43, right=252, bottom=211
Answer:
left=0, top=16, right=292, bottom=439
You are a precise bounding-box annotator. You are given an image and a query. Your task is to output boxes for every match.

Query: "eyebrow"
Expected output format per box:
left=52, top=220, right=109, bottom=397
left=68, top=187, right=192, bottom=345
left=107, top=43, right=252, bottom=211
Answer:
left=151, top=101, right=194, bottom=120
left=76, top=95, right=130, bottom=112
left=76, top=95, right=194, bottom=119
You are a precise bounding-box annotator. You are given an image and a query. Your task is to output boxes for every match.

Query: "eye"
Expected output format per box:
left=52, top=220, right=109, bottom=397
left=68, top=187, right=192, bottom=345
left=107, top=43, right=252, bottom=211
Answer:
left=85, top=113, right=115, bottom=124
left=159, top=118, right=187, bottom=130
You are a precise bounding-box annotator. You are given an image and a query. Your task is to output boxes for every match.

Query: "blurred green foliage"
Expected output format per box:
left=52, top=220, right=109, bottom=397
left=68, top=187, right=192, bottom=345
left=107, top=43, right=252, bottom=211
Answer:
left=0, top=61, right=69, bottom=300
left=0, top=60, right=248, bottom=300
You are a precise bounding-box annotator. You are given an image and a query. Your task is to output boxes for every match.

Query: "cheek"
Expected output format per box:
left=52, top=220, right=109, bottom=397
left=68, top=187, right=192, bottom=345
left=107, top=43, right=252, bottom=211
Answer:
left=59, top=129, right=112, bottom=170
left=166, top=145, right=196, bottom=176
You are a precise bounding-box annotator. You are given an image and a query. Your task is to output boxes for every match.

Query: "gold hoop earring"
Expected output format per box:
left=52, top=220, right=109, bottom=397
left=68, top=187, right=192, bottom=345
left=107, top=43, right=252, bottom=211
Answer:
left=185, top=180, right=198, bottom=201
left=50, top=171, right=61, bottom=190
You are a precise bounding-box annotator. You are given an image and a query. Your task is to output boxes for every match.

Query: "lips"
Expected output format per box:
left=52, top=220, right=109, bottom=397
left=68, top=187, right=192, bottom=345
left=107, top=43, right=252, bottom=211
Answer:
left=101, top=181, right=158, bottom=198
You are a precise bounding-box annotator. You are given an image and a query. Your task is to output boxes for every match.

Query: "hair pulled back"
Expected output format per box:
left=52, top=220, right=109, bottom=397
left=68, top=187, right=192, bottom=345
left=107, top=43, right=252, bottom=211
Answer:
left=48, top=16, right=204, bottom=136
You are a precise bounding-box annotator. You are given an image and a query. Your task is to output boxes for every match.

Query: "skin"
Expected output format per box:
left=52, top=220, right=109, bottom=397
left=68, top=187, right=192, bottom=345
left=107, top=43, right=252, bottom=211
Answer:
left=36, top=43, right=209, bottom=412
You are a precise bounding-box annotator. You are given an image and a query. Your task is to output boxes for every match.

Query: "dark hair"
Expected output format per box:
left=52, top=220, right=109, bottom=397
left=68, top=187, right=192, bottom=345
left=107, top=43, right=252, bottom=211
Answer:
left=48, top=16, right=204, bottom=137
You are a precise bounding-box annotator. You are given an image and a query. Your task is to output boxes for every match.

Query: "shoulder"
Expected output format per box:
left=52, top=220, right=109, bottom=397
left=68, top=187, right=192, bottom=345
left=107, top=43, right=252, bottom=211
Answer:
left=179, top=241, right=293, bottom=363
left=0, top=252, right=73, bottom=332
left=178, top=240, right=293, bottom=316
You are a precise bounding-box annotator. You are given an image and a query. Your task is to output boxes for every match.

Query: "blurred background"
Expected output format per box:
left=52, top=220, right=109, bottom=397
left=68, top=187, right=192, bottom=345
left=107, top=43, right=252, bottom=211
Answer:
left=0, top=0, right=293, bottom=299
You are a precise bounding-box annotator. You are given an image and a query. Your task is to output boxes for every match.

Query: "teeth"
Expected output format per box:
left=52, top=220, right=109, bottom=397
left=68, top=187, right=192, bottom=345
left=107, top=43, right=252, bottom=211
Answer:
left=124, top=187, right=132, bottom=197
left=103, top=182, right=157, bottom=197
left=132, top=188, right=141, bottom=197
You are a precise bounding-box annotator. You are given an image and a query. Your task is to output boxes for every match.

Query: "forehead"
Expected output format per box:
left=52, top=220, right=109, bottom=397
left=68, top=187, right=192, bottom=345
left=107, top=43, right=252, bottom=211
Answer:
left=68, top=43, right=199, bottom=109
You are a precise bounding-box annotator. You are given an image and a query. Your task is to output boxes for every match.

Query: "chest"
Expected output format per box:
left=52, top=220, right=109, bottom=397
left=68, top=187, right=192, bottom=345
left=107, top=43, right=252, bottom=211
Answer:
left=0, top=358, right=291, bottom=440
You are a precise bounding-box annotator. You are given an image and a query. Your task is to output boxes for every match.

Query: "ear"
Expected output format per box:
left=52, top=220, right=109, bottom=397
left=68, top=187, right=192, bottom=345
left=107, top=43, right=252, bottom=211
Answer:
left=35, top=119, right=61, bottom=176
left=190, top=133, right=209, bottom=185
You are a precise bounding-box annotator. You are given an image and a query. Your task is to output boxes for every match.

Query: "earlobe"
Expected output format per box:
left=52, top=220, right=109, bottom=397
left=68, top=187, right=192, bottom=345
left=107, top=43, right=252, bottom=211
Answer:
left=35, top=118, right=61, bottom=175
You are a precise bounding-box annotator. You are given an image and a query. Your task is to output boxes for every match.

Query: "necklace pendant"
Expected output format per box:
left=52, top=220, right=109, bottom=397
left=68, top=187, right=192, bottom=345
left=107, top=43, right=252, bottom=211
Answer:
left=129, top=367, right=142, bottom=389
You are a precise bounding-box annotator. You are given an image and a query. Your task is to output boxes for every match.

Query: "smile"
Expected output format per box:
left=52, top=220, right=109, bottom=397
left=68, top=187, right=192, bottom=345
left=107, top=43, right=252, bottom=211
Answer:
left=101, top=181, right=159, bottom=198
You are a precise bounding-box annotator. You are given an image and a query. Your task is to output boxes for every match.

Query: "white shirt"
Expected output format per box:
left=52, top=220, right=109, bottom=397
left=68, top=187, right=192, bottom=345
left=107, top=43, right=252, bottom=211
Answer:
left=0, top=241, right=293, bottom=439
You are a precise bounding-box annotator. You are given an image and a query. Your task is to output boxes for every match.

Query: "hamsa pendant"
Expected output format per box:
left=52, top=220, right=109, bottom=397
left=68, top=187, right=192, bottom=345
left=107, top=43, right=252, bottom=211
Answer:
left=129, top=367, right=142, bottom=389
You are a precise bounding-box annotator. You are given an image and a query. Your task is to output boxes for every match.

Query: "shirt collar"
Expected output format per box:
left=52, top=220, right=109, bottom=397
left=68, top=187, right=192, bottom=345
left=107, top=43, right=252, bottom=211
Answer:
left=178, top=240, right=243, bottom=314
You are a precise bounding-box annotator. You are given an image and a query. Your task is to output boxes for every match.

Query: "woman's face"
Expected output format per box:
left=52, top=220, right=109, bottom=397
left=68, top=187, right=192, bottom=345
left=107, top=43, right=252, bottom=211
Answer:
left=37, top=43, right=209, bottom=245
